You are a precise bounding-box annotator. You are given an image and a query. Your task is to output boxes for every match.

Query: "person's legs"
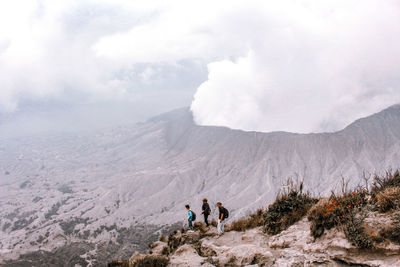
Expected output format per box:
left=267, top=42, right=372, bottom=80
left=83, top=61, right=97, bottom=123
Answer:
left=204, top=214, right=209, bottom=227
left=221, top=220, right=224, bottom=233
left=217, top=220, right=222, bottom=235
left=188, top=219, right=193, bottom=230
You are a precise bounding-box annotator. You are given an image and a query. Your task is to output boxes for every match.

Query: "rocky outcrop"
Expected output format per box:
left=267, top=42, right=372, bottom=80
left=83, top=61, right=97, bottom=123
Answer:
left=124, top=215, right=400, bottom=267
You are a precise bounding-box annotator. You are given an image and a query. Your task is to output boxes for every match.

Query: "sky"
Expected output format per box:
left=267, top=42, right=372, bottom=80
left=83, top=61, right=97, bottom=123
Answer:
left=1, top=0, right=400, bottom=134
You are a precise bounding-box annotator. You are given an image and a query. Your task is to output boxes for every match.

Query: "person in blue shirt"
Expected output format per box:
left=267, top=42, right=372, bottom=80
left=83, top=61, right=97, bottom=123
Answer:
left=185, top=204, right=194, bottom=230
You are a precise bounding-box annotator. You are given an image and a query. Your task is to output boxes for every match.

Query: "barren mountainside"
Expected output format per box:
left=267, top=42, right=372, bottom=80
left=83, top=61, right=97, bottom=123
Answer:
left=1, top=105, right=400, bottom=265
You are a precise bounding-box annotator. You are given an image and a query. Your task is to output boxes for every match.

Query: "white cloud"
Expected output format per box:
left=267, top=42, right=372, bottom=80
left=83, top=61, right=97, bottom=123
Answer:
left=1, top=0, right=400, bottom=133
left=190, top=0, right=400, bottom=133
left=0, top=0, right=187, bottom=113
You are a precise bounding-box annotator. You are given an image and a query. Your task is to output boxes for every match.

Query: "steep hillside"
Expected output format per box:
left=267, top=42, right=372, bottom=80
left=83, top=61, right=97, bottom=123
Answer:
left=1, top=105, right=400, bottom=265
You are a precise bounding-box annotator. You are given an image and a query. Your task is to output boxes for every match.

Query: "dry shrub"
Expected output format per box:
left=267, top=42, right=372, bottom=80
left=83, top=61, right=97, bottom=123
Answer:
left=379, top=213, right=400, bottom=245
left=307, top=188, right=368, bottom=239
left=193, top=222, right=207, bottom=233
left=308, top=198, right=333, bottom=238
left=167, top=231, right=182, bottom=253
left=376, top=186, right=400, bottom=212
left=107, top=260, right=129, bottom=267
left=134, top=255, right=169, bottom=267
left=228, top=218, right=252, bottom=232
left=161, top=246, right=169, bottom=255
left=159, top=235, right=168, bottom=243
left=264, top=181, right=317, bottom=235
left=371, top=170, right=400, bottom=196
left=228, top=209, right=264, bottom=232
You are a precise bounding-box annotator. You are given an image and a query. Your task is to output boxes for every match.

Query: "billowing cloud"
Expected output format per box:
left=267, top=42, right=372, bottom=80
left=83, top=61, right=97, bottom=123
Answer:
left=191, top=0, right=400, bottom=133
left=1, top=0, right=400, bottom=133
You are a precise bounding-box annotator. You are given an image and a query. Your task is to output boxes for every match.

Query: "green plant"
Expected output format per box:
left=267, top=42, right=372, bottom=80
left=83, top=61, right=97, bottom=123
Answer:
left=264, top=181, right=317, bottom=235
left=343, top=215, right=374, bottom=249
left=307, top=188, right=368, bottom=239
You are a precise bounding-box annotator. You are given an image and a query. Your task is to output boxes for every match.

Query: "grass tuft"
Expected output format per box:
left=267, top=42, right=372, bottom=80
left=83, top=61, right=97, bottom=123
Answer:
left=228, top=209, right=264, bottom=232
left=376, top=186, right=400, bottom=212
left=371, top=170, right=400, bottom=196
left=159, top=235, right=168, bottom=243
left=193, top=222, right=208, bottom=233
left=135, top=255, right=169, bottom=267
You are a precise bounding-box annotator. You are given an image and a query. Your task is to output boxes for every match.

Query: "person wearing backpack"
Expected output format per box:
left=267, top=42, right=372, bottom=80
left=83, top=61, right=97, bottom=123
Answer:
left=217, top=202, right=229, bottom=235
left=201, top=198, right=211, bottom=227
left=185, top=204, right=196, bottom=230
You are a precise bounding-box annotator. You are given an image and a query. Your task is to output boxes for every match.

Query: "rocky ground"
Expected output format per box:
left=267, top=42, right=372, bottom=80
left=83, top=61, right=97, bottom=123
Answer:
left=110, top=173, right=400, bottom=267
left=116, top=211, right=400, bottom=267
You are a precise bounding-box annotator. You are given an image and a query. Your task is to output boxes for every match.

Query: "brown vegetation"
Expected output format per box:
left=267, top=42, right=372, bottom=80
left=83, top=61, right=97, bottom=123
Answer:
left=376, top=186, right=400, bottom=212
left=227, top=209, right=264, bottom=232
left=159, top=235, right=167, bottom=243
left=193, top=222, right=208, bottom=233
left=371, top=170, right=400, bottom=196
left=379, top=212, right=400, bottom=245
left=134, top=255, right=169, bottom=267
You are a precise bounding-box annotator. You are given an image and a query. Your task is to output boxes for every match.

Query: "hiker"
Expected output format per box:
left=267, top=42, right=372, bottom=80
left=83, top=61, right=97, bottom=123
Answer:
left=201, top=198, right=211, bottom=227
left=185, top=204, right=195, bottom=230
left=217, top=202, right=229, bottom=235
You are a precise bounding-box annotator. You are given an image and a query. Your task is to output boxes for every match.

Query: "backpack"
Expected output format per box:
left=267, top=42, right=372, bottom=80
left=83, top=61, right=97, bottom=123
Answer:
left=191, top=211, right=196, bottom=221
left=206, top=206, right=211, bottom=215
left=204, top=203, right=211, bottom=215
left=222, top=207, right=229, bottom=219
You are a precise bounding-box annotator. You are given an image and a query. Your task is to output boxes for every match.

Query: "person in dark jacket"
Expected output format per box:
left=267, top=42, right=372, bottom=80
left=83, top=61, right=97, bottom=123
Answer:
left=217, top=202, right=228, bottom=235
left=185, top=204, right=194, bottom=230
left=201, top=198, right=211, bottom=227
